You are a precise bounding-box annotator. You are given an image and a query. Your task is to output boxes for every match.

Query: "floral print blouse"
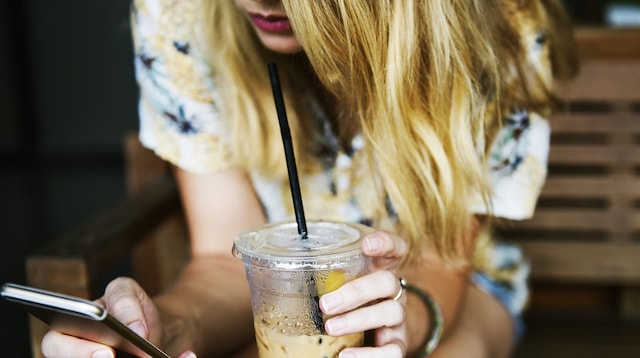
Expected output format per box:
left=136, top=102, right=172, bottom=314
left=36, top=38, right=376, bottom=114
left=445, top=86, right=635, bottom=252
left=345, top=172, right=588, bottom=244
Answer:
left=131, top=0, right=553, bottom=336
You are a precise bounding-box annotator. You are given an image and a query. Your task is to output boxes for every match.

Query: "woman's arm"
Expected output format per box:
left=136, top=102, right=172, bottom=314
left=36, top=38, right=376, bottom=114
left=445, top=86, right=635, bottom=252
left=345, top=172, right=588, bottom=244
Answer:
left=400, top=216, right=514, bottom=358
left=400, top=251, right=470, bottom=356
left=151, top=166, right=266, bottom=356
left=401, top=257, right=515, bottom=358
left=432, top=283, right=515, bottom=358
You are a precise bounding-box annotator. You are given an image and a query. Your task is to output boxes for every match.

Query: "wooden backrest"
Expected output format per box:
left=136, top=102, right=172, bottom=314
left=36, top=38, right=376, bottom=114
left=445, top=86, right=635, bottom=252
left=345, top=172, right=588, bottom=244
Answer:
left=499, top=28, right=640, bottom=284
left=25, top=133, right=186, bottom=358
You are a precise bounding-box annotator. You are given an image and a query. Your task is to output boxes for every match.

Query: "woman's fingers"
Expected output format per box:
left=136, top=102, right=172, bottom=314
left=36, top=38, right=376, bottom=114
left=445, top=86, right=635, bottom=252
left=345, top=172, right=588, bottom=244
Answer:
left=41, top=277, right=162, bottom=358
left=325, top=299, right=405, bottom=335
left=320, top=270, right=403, bottom=314
left=361, top=231, right=408, bottom=270
left=325, top=299, right=407, bottom=357
left=319, top=230, right=409, bottom=357
left=101, top=277, right=161, bottom=344
left=41, top=329, right=116, bottom=358
left=339, top=343, right=405, bottom=358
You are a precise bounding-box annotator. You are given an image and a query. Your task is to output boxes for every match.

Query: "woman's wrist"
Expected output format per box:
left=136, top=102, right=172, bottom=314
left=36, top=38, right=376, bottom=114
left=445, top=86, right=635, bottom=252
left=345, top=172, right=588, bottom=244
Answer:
left=402, top=280, right=444, bottom=357
left=154, top=296, right=197, bottom=355
left=405, top=283, right=444, bottom=356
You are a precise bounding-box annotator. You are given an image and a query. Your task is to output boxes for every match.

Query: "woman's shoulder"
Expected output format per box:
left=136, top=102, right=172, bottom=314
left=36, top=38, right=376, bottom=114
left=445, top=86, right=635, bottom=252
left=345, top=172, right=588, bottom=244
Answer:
left=132, top=0, right=215, bottom=104
left=132, top=0, right=201, bottom=21
left=132, top=0, right=230, bottom=174
left=132, top=0, right=204, bottom=42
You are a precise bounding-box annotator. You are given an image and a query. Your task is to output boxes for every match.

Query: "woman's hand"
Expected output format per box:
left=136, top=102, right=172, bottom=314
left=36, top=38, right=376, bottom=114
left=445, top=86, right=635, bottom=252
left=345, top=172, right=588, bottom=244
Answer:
left=319, top=231, right=409, bottom=357
left=40, top=277, right=196, bottom=358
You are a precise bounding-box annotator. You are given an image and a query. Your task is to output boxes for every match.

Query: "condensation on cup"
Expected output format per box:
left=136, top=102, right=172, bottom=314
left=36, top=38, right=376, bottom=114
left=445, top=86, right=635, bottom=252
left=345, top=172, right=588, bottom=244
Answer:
left=232, top=220, right=373, bottom=358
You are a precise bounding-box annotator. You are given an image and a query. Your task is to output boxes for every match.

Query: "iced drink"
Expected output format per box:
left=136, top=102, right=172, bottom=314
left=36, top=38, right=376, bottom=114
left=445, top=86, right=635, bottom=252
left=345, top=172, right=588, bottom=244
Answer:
left=232, top=221, right=372, bottom=358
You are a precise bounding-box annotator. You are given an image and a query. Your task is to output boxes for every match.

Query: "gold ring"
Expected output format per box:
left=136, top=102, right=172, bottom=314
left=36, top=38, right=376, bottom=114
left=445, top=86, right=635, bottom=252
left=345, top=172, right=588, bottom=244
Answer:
left=392, top=277, right=407, bottom=301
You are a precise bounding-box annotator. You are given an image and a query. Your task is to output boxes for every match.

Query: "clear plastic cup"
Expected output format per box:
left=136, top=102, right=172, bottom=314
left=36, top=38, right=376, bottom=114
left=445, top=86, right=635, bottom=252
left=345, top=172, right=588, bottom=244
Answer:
left=232, top=220, right=373, bottom=358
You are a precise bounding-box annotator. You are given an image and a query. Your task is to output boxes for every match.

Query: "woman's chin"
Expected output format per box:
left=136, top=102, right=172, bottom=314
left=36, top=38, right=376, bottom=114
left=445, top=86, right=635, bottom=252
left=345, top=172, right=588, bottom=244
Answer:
left=258, top=33, right=303, bottom=54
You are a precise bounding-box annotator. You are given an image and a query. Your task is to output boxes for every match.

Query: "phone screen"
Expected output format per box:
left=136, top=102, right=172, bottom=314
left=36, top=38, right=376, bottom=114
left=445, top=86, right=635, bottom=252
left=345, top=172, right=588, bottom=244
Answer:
left=1, top=283, right=171, bottom=358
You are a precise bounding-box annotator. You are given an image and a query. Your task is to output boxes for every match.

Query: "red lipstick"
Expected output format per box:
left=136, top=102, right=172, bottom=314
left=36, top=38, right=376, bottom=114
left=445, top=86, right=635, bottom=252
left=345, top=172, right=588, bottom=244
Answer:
left=249, top=14, right=292, bottom=33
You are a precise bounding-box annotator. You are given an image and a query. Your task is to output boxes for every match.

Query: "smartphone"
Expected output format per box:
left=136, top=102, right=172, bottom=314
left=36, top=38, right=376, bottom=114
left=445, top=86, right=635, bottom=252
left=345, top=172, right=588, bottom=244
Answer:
left=1, top=282, right=171, bottom=358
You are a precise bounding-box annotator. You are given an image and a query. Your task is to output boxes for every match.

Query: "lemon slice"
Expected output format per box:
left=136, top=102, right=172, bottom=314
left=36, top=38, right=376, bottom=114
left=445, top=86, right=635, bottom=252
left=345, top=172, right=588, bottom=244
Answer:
left=319, top=270, right=346, bottom=295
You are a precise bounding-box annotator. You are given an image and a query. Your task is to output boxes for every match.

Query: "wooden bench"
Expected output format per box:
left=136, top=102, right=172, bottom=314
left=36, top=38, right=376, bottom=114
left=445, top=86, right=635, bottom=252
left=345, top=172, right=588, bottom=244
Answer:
left=498, top=27, right=640, bottom=316
left=23, top=27, right=640, bottom=356
left=24, top=134, right=187, bottom=358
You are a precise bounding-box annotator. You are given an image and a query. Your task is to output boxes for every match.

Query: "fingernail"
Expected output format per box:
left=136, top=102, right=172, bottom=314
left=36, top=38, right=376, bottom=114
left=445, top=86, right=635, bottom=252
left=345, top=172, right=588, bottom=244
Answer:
left=365, top=235, right=381, bottom=252
left=92, top=349, right=114, bottom=358
left=178, top=351, right=198, bottom=358
left=320, top=292, right=342, bottom=313
left=326, top=316, right=347, bottom=334
left=128, top=320, right=148, bottom=338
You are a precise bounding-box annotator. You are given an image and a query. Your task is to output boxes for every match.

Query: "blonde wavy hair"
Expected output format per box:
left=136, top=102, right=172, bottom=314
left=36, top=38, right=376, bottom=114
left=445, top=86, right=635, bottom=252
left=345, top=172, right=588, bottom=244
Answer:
left=202, top=0, right=578, bottom=262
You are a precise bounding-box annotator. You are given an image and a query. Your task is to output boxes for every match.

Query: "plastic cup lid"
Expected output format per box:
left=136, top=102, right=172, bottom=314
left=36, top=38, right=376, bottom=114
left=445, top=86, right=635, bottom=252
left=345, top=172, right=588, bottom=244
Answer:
left=232, top=220, right=372, bottom=270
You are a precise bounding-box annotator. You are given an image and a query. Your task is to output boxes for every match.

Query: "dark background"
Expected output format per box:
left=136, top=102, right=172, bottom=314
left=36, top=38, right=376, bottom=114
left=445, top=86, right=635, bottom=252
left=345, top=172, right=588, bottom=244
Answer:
left=0, top=1, right=136, bottom=356
left=0, top=0, right=625, bottom=356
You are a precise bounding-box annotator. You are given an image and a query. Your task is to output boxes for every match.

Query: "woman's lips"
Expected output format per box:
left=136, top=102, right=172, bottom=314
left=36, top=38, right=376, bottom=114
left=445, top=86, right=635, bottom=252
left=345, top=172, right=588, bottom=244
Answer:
left=249, top=14, right=292, bottom=33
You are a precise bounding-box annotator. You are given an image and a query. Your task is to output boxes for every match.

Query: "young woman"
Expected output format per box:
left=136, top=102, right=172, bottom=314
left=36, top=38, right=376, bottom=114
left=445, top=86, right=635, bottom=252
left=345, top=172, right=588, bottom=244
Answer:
left=42, top=0, right=578, bottom=357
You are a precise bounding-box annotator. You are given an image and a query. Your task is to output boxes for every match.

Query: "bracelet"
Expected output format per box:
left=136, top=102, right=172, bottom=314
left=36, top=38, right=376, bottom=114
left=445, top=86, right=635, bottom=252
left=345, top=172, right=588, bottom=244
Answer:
left=405, top=283, right=444, bottom=356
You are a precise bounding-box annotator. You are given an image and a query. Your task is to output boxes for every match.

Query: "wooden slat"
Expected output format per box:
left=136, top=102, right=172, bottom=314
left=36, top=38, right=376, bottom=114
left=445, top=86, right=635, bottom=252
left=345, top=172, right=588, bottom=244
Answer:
left=550, top=114, right=640, bottom=132
left=515, top=315, right=640, bottom=358
left=514, top=210, right=629, bottom=231
left=26, top=258, right=90, bottom=299
left=575, top=27, right=640, bottom=60
left=630, top=213, right=640, bottom=230
left=541, top=177, right=640, bottom=196
left=27, top=178, right=180, bottom=297
left=526, top=284, right=619, bottom=313
left=548, top=146, right=640, bottom=164
left=621, top=287, right=640, bottom=318
left=562, top=61, right=640, bottom=102
left=29, top=317, right=48, bottom=358
left=520, top=242, right=640, bottom=283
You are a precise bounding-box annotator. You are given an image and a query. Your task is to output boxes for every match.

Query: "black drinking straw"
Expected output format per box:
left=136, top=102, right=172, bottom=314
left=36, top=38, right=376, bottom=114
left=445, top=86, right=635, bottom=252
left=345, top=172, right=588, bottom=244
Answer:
left=267, top=63, right=308, bottom=239
left=268, top=63, right=324, bottom=332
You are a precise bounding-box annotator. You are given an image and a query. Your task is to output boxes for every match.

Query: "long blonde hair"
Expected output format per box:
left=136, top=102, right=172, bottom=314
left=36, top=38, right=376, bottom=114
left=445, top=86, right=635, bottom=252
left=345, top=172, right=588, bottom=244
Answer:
left=202, top=0, right=577, bottom=262
left=501, top=0, right=580, bottom=116
left=201, top=1, right=314, bottom=176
